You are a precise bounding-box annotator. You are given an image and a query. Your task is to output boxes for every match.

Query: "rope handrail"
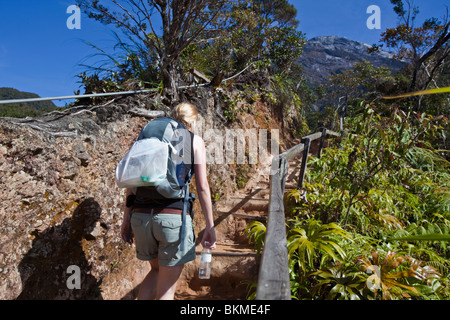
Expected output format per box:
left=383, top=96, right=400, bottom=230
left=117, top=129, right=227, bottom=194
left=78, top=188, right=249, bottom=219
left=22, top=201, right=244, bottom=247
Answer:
left=0, top=63, right=258, bottom=105
left=0, top=88, right=159, bottom=105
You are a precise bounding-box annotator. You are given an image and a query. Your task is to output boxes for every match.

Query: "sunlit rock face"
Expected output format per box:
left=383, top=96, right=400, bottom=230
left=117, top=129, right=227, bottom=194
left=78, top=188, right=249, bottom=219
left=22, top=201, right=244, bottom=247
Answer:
left=0, top=102, right=151, bottom=300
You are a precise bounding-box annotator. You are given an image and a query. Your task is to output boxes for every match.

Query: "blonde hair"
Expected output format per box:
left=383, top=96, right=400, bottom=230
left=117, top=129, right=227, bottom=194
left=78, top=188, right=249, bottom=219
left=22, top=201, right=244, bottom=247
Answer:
left=172, top=102, right=199, bottom=128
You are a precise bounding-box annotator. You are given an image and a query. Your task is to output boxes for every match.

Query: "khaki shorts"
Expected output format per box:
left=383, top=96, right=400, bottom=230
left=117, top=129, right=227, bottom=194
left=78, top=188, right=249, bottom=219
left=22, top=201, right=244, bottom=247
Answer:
left=130, top=211, right=196, bottom=266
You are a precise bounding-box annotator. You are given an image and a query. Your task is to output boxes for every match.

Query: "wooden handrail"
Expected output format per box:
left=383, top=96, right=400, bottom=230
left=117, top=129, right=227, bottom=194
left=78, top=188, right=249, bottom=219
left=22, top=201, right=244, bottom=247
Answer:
left=255, top=128, right=340, bottom=300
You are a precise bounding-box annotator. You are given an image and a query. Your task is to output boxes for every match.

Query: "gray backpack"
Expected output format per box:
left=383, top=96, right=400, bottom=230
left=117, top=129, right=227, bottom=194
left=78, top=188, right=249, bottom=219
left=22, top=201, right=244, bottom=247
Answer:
left=116, top=117, right=195, bottom=250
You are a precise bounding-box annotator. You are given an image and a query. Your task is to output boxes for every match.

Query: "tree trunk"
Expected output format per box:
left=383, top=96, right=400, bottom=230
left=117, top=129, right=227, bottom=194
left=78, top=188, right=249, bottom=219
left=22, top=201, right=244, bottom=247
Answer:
left=162, top=58, right=180, bottom=106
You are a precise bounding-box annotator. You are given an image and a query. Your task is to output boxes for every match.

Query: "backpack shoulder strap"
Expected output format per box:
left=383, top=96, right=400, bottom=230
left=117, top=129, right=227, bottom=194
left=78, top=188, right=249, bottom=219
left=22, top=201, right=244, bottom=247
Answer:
left=180, top=131, right=196, bottom=251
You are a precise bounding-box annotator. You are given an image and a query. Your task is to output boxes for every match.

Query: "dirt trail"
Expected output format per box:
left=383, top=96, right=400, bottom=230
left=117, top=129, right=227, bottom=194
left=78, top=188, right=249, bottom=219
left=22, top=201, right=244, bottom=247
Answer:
left=174, top=172, right=270, bottom=300
left=176, top=159, right=312, bottom=300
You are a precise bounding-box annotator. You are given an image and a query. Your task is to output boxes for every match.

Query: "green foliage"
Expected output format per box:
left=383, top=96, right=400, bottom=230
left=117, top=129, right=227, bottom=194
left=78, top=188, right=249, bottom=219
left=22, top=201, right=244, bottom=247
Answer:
left=182, top=0, right=302, bottom=75
left=311, top=261, right=366, bottom=300
left=247, top=102, right=450, bottom=300
left=244, top=221, right=266, bottom=255
left=356, top=250, right=441, bottom=300
left=287, top=219, right=351, bottom=272
left=328, top=60, right=400, bottom=104
left=75, top=29, right=162, bottom=104
left=235, top=164, right=252, bottom=189
left=78, top=0, right=306, bottom=106
left=0, top=87, right=58, bottom=118
left=371, top=0, right=450, bottom=112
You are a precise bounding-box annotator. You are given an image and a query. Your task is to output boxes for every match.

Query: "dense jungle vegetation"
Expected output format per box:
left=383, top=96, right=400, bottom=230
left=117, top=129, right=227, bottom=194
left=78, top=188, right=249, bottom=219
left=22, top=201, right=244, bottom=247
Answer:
left=243, top=1, right=450, bottom=299
left=247, top=102, right=449, bottom=299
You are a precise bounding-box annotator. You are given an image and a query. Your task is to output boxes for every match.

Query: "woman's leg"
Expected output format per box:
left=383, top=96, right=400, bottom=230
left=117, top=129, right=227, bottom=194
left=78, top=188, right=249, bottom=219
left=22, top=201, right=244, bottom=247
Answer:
left=137, top=258, right=159, bottom=300
left=156, top=264, right=184, bottom=300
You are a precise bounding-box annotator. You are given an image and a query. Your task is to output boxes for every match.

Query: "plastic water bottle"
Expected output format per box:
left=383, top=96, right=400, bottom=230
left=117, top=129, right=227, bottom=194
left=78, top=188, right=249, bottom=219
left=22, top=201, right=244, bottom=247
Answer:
left=199, top=243, right=212, bottom=279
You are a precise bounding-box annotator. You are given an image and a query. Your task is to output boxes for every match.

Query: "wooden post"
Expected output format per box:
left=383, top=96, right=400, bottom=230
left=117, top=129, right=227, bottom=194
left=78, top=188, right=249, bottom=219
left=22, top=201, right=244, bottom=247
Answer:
left=318, top=128, right=327, bottom=158
left=279, top=158, right=288, bottom=192
left=256, top=157, right=291, bottom=300
left=297, top=138, right=310, bottom=190
left=255, top=129, right=340, bottom=300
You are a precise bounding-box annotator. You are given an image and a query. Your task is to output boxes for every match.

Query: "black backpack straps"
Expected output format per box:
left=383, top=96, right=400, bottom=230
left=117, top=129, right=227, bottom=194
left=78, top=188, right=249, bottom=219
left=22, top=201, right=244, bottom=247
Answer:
left=180, top=182, right=190, bottom=252
left=185, top=131, right=195, bottom=183
left=180, top=132, right=195, bottom=252
left=191, top=131, right=195, bottom=168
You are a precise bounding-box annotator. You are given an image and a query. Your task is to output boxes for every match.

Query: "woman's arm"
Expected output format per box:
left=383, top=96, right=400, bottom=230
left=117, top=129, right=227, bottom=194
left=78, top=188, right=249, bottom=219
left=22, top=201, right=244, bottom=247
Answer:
left=193, top=135, right=216, bottom=249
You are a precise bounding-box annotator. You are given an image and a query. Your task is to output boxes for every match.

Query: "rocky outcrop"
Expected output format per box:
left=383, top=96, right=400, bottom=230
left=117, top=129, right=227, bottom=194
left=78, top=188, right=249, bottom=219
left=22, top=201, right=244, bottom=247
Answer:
left=0, top=99, right=163, bottom=300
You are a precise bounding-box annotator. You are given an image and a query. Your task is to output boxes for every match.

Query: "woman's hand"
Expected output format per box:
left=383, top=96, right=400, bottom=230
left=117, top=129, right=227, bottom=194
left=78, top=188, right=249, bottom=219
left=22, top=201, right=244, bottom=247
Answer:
left=201, top=226, right=216, bottom=250
left=120, top=215, right=133, bottom=245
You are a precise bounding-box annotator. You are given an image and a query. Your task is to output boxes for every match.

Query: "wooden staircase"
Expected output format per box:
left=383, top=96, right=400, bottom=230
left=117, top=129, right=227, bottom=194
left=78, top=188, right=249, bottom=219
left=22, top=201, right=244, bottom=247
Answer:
left=176, top=187, right=267, bottom=299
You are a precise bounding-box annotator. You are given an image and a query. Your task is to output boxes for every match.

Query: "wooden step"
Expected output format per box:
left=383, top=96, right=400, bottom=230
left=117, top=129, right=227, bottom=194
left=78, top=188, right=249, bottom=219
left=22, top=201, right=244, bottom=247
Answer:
left=220, top=197, right=270, bottom=212
left=231, top=197, right=269, bottom=201
left=215, top=211, right=266, bottom=221
left=245, top=187, right=271, bottom=194
left=232, top=189, right=271, bottom=200
left=195, top=243, right=258, bottom=256
left=254, top=180, right=298, bottom=190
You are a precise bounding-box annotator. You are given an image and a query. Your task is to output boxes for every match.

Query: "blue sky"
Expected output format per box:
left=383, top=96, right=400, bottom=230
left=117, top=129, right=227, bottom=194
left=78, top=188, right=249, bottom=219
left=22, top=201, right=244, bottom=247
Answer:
left=0, top=0, right=448, bottom=106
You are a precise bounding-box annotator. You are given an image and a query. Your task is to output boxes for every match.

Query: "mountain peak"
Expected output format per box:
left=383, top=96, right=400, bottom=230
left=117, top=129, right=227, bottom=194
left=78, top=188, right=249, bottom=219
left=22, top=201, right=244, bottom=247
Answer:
left=298, top=36, right=404, bottom=86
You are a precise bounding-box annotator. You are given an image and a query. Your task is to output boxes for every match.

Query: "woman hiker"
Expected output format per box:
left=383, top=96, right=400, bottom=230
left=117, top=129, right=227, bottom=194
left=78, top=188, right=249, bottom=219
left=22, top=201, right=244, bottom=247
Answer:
left=120, top=102, right=216, bottom=300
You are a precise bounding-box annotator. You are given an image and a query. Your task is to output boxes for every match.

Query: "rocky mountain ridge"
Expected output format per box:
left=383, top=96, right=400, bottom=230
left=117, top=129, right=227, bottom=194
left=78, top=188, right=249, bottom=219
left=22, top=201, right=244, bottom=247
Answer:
left=298, top=36, right=405, bottom=86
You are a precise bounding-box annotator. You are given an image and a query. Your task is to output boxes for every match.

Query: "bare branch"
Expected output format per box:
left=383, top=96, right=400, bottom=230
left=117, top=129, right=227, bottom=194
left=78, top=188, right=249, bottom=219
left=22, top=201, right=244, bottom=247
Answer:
left=181, top=0, right=227, bottom=52
left=111, top=0, right=148, bottom=37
